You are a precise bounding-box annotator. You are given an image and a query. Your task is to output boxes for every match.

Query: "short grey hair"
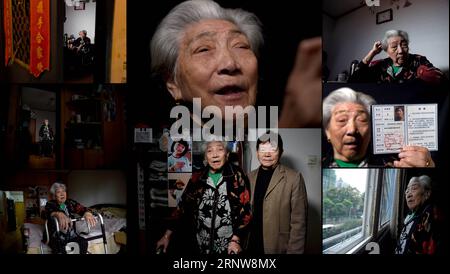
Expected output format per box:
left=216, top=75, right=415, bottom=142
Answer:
left=409, top=175, right=432, bottom=192
left=201, top=140, right=229, bottom=155
left=322, top=87, right=376, bottom=129
left=81, top=30, right=87, bottom=35
left=381, top=30, right=409, bottom=51
left=150, top=0, right=263, bottom=80
left=50, top=182, right=66, bottom=196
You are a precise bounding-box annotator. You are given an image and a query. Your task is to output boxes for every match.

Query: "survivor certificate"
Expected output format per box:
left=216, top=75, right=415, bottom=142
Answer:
left=372, top=104, right=438, bottom=154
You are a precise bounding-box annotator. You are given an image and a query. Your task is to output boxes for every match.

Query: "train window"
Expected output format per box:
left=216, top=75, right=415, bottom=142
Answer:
left=378, top=169, right=398, bottom=229
left=323, top=169, right=370, bottom=253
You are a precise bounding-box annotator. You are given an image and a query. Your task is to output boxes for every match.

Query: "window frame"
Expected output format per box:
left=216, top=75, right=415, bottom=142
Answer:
left=323, top=169, right=375, bottom=254
left=378, top=169, right=399, bottom=230
left=323, top=168, right=405, bottom=254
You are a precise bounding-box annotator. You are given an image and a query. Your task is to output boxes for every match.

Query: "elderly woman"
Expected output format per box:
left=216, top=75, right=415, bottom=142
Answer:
left=396, top=175, right=439, bottom=254
left=150, top=0, right=322, bottom=127
left=156, top=141, right=251, bottom=254
left=349, top=30, right=444, bottom=84
left=322, top=87, right=435, bottom=167
left=151, top=0, right=261, bottom=118
left=45, top=182, right=96, bottom=253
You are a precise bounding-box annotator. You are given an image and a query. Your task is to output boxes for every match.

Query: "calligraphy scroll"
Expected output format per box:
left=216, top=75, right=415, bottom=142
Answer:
left=29, top=0, right=50, bottom=77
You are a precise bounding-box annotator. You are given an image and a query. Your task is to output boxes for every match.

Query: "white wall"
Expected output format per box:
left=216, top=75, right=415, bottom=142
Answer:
left=64, top=1, right=96, bottom=43
left=68, top=170, right=126, bottom=207
left=324, top=0, right=449, bottom=80
left=246, top=129, right=322, bottom=254
left=33, top=110, right=56, bottom=143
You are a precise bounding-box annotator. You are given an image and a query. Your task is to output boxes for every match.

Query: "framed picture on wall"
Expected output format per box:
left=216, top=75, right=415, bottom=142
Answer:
left=376, top=8, right=393, bottom=24
left=74, top=2, right=85, bottom=10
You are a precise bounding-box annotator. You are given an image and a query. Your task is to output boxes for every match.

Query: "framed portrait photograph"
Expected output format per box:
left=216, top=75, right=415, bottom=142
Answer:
left=376, top=8, right=393, bottom=24
left=74, top=2, right=85, bottom=10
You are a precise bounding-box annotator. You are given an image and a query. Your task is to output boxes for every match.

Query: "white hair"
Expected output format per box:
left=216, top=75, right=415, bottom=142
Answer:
left=381, top=30, right=409, bottom=51
left=150, top=0, right=263, bottom=80
left=322, top=87, right=376, bottom=129
left=409, top=175, right=432, bottom=192
left=50, top=182, right=66, bottom=196
left=201, top=140, right=229, bottom=155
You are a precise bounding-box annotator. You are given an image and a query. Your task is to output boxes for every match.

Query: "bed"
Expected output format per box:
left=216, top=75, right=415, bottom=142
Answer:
left=24, top=205, right=126, bottom=254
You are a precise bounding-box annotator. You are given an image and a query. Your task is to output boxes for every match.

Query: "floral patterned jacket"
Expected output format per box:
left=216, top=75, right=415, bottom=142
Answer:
left=45, top=199, right=90, bottom=219
left=395, top=203, right=441, bottom=254
left=349, top=54, right=444, bottom=84
left=167, top=163, right=252, bottom=254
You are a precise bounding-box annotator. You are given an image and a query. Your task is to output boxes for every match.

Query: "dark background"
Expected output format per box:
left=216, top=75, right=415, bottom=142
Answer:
left=126, top=0, right=322, bottom=128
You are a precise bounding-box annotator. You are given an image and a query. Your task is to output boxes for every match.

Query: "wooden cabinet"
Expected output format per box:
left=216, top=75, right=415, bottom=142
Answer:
left=60, top=86, right=125, bottom=169
left=65, top=148, right=104, bottom=169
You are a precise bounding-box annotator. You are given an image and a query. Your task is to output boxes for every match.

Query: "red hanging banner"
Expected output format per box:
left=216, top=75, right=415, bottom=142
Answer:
left=3, top=0, right=13, bottom=66
left=29, top=0, right=50, bottom=77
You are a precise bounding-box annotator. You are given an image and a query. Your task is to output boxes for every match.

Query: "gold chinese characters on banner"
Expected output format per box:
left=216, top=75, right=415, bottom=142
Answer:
left=3, top=0, right=50, bottom=77
left=30, top=0, right=50, bottom=77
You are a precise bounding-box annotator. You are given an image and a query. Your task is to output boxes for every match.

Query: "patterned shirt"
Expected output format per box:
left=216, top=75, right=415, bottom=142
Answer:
left=45, top=198, right=90, bottom=219
left=167, top=163, right=252, bottom=254
left=396, top=203, right=438, bottom=254
left=349, top=54, right=444, bottom=84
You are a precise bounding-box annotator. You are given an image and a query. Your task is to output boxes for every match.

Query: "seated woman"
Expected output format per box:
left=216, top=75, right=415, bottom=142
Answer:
left=322, top=87, right=435, bottom=167
left=156, top=141, right=251, bottom=254
left=45, top=182, right=96, bottom=254
left=72, top=30, right=92, bottom=54
left=396, top=175, right=442, bottom=254
left=349, top=30, right=444, bottom=84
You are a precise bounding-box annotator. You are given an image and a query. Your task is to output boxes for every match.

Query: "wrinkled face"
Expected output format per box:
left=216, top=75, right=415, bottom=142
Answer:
left=326, top=102, right=371, bottom=163
left=205, top=141, right=228, bottom=173
left=257, top=142, right=280, bottom=169
left=55, top=188, right=67, bottom=204
left=174, top=142, right=186, bottom=156
left=405, top=180, right=429, bottom=211
left=168, top=19, right=258, bottom=116
left=386, top=36, right=409, bottom=66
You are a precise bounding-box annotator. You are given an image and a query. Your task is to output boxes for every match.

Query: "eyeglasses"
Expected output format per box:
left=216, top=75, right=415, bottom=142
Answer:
left=258, top=146, right=278, bottom=153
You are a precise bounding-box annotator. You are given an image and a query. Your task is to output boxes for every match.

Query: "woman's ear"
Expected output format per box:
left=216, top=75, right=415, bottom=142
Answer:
left=166, top=80, right=183, bottom=101
left=325, top=128, right=331, bottom=141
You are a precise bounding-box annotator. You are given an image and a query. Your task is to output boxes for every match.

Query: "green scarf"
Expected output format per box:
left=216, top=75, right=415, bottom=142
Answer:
left=208, top=171, right=222, bottom=187
left=335, top=159, right=360, bottom=168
